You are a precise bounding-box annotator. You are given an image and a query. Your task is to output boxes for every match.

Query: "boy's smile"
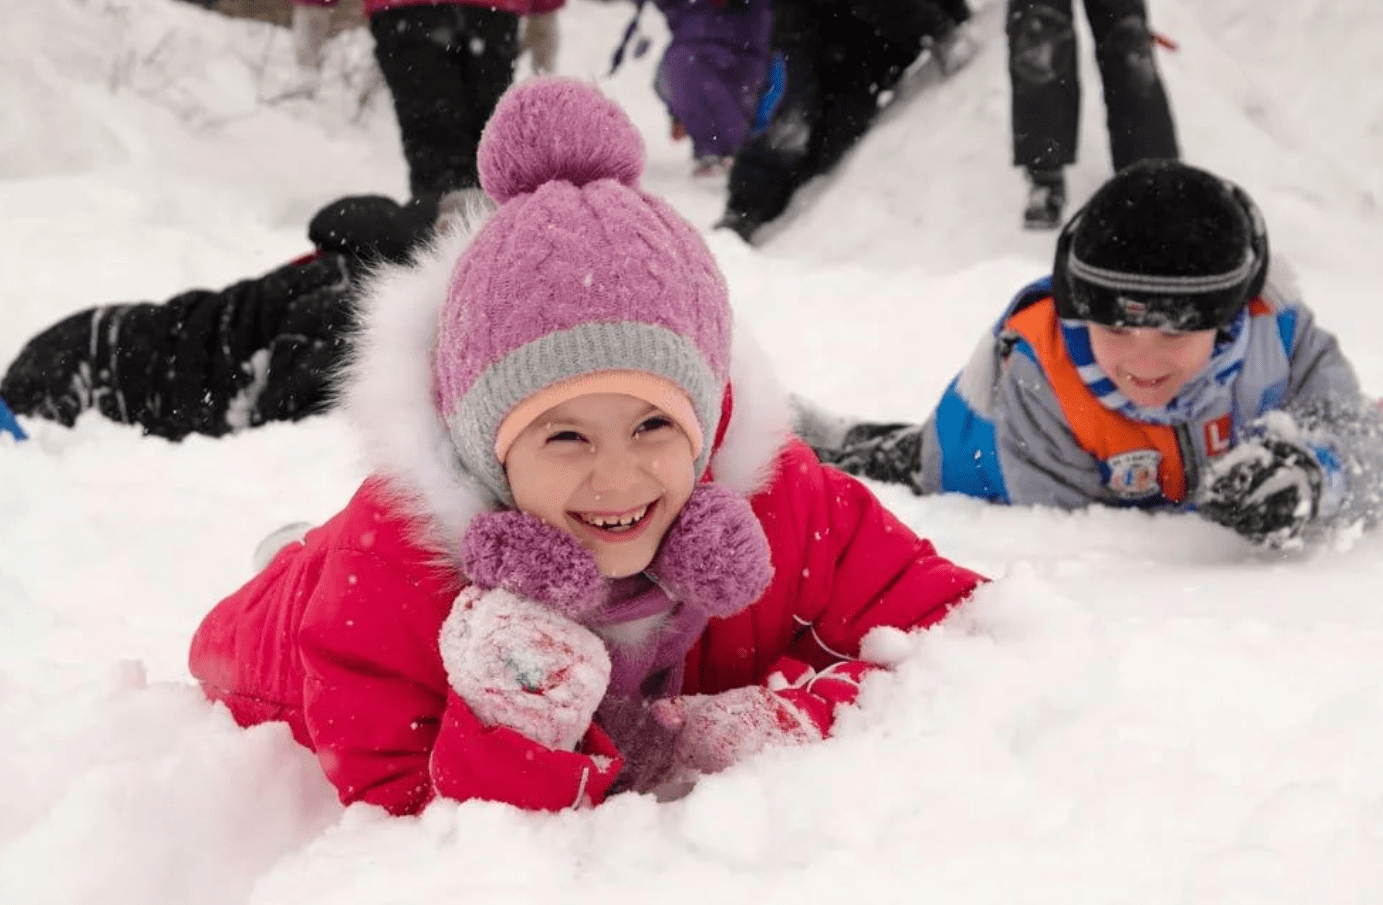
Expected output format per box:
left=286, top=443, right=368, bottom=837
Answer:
left=504, top=393, right=697, bottom=578
left=1087, top=323, right=1218, bottom=410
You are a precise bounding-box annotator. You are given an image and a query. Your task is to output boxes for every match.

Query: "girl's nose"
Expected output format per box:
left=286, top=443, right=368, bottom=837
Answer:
left=589, top=444, right=638, bottom=493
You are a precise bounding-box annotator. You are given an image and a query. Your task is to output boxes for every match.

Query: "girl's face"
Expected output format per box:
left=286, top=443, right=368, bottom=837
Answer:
left=1087, top=323, right=1218, bottom=409
left=505, top=393, right=697, bottom=578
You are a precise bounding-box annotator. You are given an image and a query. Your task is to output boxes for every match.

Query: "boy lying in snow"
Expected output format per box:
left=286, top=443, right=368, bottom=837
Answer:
left=0, top=194, right=443, bottom=441
left=799, top=160, right=1383, bottom=549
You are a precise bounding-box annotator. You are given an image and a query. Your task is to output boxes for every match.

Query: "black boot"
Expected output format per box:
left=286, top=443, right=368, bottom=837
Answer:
left=714, top=208, right=764, bottom=245
left=1023, top=167, right=1066, bottom=230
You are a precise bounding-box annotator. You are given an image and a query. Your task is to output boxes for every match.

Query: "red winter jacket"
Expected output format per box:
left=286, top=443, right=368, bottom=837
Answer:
left=188, top=228, right=984, bottom=816
left=290, top=0, right=563, bottom=17
left=191, top=442, right=981, bottom=814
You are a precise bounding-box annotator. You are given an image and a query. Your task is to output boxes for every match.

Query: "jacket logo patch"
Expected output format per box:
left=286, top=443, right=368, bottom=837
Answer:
left=1204, top=415, right=1233, bottom=457
left=1104, top=449, right=1162, bottom=499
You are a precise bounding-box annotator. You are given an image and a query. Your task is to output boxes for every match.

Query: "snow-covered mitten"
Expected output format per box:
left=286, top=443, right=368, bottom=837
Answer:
left=1198, top=435, right=1324, bottom=547
left=461, top=509, right=607, bottom=620
left=440, top=585, right=611, bottom=751
left=650, top=685, right=824, bottom=777
left=649, top=659, right=868, bottom=778
left=645, top=483, right=773, bottom=618
left=519, top=11, right=560, bottom=75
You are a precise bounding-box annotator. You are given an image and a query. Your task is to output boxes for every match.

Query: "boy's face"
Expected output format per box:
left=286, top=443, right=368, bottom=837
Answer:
left=1087, top=323, right=1218, bottom=409
left=505, top=393, right=697, bottom=578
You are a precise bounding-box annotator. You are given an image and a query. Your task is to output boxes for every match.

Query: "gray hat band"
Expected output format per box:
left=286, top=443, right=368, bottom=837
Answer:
left=1068, top=249, right=1257, bottom=295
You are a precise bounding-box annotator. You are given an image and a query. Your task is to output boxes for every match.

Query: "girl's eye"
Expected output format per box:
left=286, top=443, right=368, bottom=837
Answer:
left=635, top=416, right=674, bottom=436
left=546, top=430, right=586, bottom=444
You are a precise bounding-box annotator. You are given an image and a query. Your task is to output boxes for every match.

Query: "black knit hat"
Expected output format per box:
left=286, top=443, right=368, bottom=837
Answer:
left=1052, top=160, right=1269, bottom=331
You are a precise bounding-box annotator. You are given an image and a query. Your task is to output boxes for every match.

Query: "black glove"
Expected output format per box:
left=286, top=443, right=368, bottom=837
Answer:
left=307, top=194, right=439, bottom=270
left=1197, top=437, right=1323, bottom=547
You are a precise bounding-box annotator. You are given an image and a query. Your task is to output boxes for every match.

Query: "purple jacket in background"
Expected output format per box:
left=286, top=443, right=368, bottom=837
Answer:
left=652, top=0, right=774, bottom=158
left=654, top=0, right=772, bottom=50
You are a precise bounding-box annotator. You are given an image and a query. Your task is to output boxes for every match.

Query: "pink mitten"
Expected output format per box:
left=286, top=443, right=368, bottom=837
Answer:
left=440, top=586, right=611, bottom=751
left=461, top=510, right=606, bottom=620
left=650, top=685, right=823, bottom=777
left=646, top=483, right=773, bottom=618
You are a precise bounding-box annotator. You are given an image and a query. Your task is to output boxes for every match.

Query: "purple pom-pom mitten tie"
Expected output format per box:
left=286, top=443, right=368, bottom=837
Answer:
left=645, top=483, right=773, bottom=618
left=460, top=510, right=607, bottom=620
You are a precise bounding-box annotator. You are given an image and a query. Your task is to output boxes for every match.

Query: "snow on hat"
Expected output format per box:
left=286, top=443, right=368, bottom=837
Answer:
left=433, top=77, right=732, bottom=505
left=1052, top=160, right=1270, bottom=331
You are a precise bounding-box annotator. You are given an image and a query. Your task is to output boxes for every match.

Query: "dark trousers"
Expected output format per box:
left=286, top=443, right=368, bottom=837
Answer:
left=1007, top=0, right=1178, bottom=173
left=0, top=254, right=354, bottom=440
left=813, top=421, right=926, bottom=494
left=370, top=4, right=519, bottom=198
left=726, top=0, right=924, bottom=226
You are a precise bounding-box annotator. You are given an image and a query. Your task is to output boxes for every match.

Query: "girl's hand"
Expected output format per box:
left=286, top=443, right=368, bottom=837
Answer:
left=440, top=586, right=611, bottom=752
left=650, top=685, right=823, bottom=777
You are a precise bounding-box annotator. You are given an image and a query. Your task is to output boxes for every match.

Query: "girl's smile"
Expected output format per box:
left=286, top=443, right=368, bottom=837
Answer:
left=570, top=499, right=659, bottom=541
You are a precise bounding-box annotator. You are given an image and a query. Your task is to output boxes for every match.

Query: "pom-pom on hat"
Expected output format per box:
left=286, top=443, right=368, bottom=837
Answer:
left=1052, top=160, right=1270, bottom=331
left=433, top=78, right=733, bottom=504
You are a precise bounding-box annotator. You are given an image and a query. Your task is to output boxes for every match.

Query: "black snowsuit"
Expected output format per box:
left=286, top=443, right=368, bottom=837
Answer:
left=0, top=195, right=437, bottom=441
left=370, top=4, right=520, bottom=199
left=723, top=0, right=969, bottom=234
left=1007, top=0, right=1178, bottom=172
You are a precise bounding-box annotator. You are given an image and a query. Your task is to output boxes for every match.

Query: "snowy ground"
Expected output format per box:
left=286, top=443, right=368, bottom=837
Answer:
left=4, top=0, right=1383, bottom=902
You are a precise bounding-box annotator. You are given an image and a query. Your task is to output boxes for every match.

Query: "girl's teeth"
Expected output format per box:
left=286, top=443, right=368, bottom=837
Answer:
left=582, top=504, right=649, bottom=529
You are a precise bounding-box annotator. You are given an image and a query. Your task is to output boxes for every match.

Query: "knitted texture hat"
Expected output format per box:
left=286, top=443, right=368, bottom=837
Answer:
left=1052, top=160, right=1270, bottom=331
left=434, top=77, right=732, bottom=505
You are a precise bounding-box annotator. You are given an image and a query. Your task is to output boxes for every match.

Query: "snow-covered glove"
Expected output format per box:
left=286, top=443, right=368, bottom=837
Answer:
left=291, top=3, right=333, bottom=70
left=461, top=509, right=607, bottom=620
left=650, top=685, right=824, bottom=777
left=645, top=483, right=773, bottom=618
left=649, top=659, right=869, bottom=778
left=519, top=11, right=560, bottom=75
left=440, top=585, right=611, bottom=752
left=1198, top=436, right=1324, bottom=547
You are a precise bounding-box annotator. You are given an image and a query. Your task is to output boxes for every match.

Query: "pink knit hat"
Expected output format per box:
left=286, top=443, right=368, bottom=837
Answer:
left=434, top=77, right=732, bottom=504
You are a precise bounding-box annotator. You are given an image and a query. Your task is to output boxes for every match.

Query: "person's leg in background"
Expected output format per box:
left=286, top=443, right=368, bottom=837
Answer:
left=813, top=421, right=928, bottom=494
left=1007, top=0, right=1079, bottom=228
left=369, top=4, right=520, bottom=199
left=718, top=0, right=825, bottom=241
left=656, top=42, right=765, bottom=174
left=808, top=12, right=922, bottom=177
left=917, top=0, right=977, bottom=74
left=1083, top=0, right=1178, bottom=171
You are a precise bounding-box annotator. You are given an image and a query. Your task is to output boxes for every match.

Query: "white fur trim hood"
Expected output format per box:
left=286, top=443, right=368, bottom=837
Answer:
left=337, top=209, right=793, bottom=560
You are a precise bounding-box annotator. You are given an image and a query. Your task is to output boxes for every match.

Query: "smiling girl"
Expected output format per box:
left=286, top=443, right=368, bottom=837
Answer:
left=187, top=78, right=983, bottom=814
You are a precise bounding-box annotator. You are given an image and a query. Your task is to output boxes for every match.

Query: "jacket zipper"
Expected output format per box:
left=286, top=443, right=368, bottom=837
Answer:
left=1175, top=422, right=1200, bottom=505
